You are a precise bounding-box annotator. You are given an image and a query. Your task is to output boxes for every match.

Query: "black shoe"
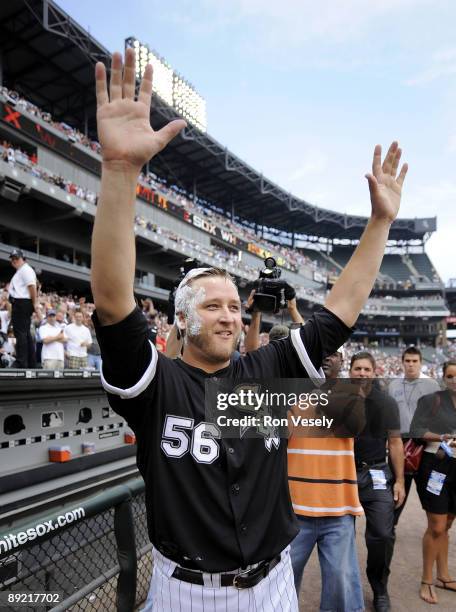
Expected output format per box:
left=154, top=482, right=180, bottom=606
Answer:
left=373, top=593, right=391, bottom=612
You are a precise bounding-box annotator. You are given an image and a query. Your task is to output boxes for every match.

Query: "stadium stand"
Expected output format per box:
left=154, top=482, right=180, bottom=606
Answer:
left=0, top=0, right=450, bottom=351
left=330, top=246, right=352, bottom=270
left=379, top=254, right=413, bottom=283
left=409, top=252, right=439, bottom=281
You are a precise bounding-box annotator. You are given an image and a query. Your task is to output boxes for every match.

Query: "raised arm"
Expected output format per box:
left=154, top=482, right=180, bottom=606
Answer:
left=287, top=298, right=304, bottom=325
left=325, top=142, right=408, bottom=327
left=244, top=290, right=261, bottom=352
left=91, top=49, right=186, bottom=325
left=244, top=313, right=262, bottom=352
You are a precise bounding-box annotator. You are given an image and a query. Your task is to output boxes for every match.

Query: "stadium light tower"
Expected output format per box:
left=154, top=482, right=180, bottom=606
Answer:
left=125, top=37, right=207, bottom=132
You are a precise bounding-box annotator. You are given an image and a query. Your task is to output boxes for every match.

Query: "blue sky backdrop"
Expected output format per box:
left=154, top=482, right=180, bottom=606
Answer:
left=58, top=0, right=456, bottom=282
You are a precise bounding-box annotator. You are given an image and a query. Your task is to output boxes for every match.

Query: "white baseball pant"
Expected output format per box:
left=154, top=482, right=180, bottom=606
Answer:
left=141, top=546, right=298, bottom=611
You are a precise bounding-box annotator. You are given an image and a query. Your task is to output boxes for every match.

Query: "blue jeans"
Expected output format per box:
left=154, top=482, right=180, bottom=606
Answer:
left=88, top=354, right=102, bottom=370
left=290, top=514, right=364, bottom=612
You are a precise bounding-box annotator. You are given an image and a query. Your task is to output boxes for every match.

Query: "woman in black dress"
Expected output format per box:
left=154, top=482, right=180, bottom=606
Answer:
left=411, top=360, right=456, bottom=604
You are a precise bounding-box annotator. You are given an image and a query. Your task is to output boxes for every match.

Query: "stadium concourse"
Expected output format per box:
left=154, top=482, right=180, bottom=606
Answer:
left=0, top=2, right=456, bottom=612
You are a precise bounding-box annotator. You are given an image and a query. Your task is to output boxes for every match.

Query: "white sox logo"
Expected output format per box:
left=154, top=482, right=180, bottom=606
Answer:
left=232, top=383, right=281, bottom=451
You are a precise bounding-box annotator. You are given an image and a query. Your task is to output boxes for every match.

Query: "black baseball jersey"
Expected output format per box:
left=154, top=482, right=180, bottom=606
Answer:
left=94, top=305, right=352, bottom=572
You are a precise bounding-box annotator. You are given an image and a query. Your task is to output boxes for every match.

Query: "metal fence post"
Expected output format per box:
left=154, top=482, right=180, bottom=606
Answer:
left=114, top=500, right=137, bottom=612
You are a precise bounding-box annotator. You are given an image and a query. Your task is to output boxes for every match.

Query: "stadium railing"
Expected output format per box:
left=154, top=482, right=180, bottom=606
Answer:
left=0, top=477, right=151, bottom=612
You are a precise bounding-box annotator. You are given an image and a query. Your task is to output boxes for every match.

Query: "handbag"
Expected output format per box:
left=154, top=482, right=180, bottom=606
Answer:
left=404, top=392, right=442, bottom=474
left=404, top=438, right=424, bottom=474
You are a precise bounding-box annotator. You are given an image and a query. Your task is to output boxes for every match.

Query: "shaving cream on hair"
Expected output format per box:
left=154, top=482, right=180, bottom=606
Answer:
left=174, top=268, right=211, bottom=338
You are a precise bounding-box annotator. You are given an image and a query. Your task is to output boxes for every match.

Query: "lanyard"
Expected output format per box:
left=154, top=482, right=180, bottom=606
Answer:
left=402, top=380, right=418, bottom=408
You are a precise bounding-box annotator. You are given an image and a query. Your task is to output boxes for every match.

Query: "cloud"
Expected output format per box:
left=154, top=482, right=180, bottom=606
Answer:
left=196, top=0, right=434, bottom=46
left=159, top=0, right=435, bottom=50
left=406, top=46, right=456, bottom=86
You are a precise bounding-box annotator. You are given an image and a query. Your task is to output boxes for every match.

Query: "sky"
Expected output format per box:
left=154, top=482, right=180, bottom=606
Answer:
left=58, top=0, right=456, bottom=282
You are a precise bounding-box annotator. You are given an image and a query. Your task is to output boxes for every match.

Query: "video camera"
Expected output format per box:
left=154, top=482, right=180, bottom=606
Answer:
left=250, top=257, right=296, bottom=314
left=167, top=258, right=202, bottom=324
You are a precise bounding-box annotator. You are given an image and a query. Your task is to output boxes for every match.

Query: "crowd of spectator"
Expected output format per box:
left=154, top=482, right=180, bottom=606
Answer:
left=0, top=284, right=174, bottom=370
left=1, top=280, right=453, bottom=376
left=1, top=87, right=101, bottom=154
left=339, top=340, right=456, bottom=379
left=138, top=172, right=325, bottom=274
left=363, top=293, right=447, bottom=312
left=0, top=141, right=97, bottom=205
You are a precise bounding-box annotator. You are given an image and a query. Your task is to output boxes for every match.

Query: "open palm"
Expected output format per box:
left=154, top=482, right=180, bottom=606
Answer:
left=365, top=142, right=408, bottom=223
left=95, top=49, right=186, bottom=171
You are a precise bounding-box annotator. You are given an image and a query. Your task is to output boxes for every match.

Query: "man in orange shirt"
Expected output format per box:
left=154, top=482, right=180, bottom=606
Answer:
left=288, top=350, right=365, bottom=612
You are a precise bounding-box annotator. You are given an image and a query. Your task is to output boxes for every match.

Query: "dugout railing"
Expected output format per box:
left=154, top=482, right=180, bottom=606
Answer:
left=0, top=477, right=151, bottom=612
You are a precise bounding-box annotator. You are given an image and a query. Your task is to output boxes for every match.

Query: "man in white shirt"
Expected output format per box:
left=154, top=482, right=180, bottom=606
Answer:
left=388, top=346, right=440, bottom=523
left=0, top=293, right=11, bottom=335
left=65, top=311, right=92, bottom=368
left=39, top=310, right=66, bottom=370
left=8, top=248, right=37, bottom=368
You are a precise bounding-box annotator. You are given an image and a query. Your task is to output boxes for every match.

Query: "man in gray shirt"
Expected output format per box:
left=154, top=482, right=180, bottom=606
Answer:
left=388, top=346, right=440, bottom=523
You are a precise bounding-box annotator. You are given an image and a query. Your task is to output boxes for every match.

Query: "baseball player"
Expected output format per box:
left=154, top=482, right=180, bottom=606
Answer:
left=91, top=48, right=408, bottom=611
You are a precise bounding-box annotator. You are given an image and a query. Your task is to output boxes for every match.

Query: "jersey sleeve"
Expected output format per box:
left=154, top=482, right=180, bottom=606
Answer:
left=93, top=306, right=158, bottom=400
left=288, top=306, right=353, bottom=376
left=243, top=306, right=353, bottom=379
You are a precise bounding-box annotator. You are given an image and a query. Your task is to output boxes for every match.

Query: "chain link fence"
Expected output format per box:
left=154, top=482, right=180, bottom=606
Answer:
left=0, top=478, right=152, bottom=611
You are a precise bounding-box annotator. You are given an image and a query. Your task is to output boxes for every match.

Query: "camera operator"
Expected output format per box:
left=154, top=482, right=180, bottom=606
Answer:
left=244, top=285, right=304, bottom=352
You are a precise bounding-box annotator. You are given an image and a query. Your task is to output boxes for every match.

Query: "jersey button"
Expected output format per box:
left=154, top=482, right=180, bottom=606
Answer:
left=228, top=447, right=235, bottom=454
left=231, top=483, right=240, bottom=494
left=240, top=524, right=247, bottom=533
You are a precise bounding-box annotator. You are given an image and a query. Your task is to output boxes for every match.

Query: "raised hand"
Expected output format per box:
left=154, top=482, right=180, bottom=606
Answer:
left=365, top=142, right=408, bottom=224
left=95, top=48, right=186, bottom=172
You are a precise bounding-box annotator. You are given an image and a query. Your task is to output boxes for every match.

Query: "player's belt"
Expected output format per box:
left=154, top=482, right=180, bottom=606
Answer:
left=171, top=554, right=281, bottom=589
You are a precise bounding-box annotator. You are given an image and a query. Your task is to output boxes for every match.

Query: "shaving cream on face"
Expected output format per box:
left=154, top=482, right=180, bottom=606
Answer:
left=174, top=283, right=206, bottom=338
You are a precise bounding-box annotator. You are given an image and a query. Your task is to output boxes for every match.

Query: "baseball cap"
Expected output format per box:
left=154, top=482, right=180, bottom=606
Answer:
left=4, top=414, right=25, bottom=435
left=47, top=309, right=56, bottom=317
left=77, top=407, right=92, bottom=424
left=9, top=248, right=24, bottom=259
